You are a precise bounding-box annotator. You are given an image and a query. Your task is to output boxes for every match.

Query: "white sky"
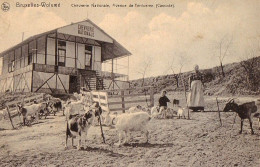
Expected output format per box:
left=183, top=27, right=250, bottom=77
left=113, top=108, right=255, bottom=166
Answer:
left=0, top=0, right=259, bottom=79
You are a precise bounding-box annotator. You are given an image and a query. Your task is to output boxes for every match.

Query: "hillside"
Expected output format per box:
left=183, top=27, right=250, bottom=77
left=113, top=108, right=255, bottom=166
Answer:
left=129, top=56, right=260, bottom=96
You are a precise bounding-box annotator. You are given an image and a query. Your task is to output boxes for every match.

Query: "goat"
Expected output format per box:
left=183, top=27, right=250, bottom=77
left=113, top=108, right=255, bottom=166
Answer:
left=0, top=109, right=8, bottom=120
left=114, top=112, right=151, bottom=146
left=127, top=105, right=143, bottom=113
left=17, top=102, right=48, bottom=126
left=177, top=107, right=187, bottom=119
left=150, top=106, right=160, bottom=118
left=223, top=99, right=257, bottom=134
left=65, top=102, right=102, bottom=150
left=65, top=111, right=95, bottom=150
left=166, top=108, right=177, bottom=118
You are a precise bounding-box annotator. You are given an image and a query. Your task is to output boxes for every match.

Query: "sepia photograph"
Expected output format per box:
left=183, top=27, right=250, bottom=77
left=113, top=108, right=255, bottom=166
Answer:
left=0, top=0, right=259, bottom=166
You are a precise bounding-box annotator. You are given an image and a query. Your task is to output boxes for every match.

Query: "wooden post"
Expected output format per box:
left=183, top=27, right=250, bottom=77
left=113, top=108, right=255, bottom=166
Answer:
left=150, top=88, right=154, bottom=107
left=216, top=97, right=222, bottom=126
left=6, top=105, right=15, bottom=129
left=45, top=35, right=47, bottom=65
left=121, top=90, right=125, bottom=113
left=55, top=31, right=58, bottom=66
left=35, top=39, right=38, bottom=63
left=75, top=36, right=77, bottom=68
left=96, top=92, right=105, bottom=143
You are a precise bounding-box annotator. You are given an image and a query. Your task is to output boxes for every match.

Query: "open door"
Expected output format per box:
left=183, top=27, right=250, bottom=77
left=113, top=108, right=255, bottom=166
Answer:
left=69, top=75, right=78, bottom=93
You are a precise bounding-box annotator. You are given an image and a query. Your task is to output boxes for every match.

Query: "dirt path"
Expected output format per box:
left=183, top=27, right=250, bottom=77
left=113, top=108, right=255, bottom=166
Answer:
left=0, top=110, right=259, bottom=167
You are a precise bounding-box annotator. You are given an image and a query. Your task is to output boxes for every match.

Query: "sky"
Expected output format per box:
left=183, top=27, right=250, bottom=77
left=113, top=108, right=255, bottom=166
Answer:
left=0, top=0, right=259, bottom=79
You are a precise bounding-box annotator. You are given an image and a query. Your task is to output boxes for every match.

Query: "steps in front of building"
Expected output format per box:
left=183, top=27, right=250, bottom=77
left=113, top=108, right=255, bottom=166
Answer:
left=78, top=69, right=106, bottom=91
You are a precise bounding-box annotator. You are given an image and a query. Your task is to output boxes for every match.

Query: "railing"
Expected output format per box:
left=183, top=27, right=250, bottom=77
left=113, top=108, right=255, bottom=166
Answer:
left=5, top=93, right=44, bottom=129
left=91, top=87, right=154, bottom=113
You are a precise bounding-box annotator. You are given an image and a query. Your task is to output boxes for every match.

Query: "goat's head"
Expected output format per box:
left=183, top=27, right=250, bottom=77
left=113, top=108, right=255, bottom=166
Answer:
left=223, top=99, right=238, bottom=112
left=89, top=102, right=103, bottom=117
left=136, top=105, right=142, bottom=110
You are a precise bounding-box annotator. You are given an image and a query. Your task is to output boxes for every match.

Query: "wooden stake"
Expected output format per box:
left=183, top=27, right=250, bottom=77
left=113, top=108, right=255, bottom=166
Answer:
left=216, top=97, right=222, bottom=126
left=6, top=105, right=15, bottom=129
left=98, top=108, right=106, bottom=143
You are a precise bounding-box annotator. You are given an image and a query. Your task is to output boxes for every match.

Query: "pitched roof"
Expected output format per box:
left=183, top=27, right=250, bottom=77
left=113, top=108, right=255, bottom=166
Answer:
left=0, top=19, right=131, bottom=61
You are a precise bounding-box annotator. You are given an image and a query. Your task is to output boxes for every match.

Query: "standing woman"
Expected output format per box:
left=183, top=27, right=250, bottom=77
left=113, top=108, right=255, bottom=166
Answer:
left=187, top=65, right=205, bottom=112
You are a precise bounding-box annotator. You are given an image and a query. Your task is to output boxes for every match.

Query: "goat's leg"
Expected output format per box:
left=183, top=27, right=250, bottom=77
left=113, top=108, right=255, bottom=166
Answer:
left=240, top=119, right=244, bottom=134
left=77, top=134, right=81, bottom=150
left=83, top=133, right=87, bottom=150
left=125, top=131, right=130, bottom=143
left=65, top=134, right=68, bottom=149
left=258, top=118, right=260, bottom=130
left=122, top=131, right=127, bottom=144
left=249, top=117, right=254, bottom=135
left=23, top=117, right=26, bottom=126
left=142, top=129, right=149, bottom=143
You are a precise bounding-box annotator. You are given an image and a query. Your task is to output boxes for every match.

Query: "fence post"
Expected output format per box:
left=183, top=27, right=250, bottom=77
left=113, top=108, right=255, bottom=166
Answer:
left=6, top=105, right=15, bottom=129
left=121, top=90, right=125, bottom=113
left=150, top=88, right=154, bottom=107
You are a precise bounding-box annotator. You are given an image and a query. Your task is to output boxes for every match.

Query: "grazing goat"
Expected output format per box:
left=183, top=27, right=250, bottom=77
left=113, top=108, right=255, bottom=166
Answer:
left=114, top=112, right=151, bottom=146
left=17, top=102, right=48, bottom=126
left=48, top=98, right=63, bottom=116
left=166, top=108, right=177, bottom=118
left=223, top=99, right=257, bottom=134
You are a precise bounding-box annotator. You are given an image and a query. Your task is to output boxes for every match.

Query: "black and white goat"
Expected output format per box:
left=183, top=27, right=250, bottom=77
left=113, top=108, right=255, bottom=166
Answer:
left=65, top=102, right=102, bottom=150
left=223, top=99, right=257, bottom=134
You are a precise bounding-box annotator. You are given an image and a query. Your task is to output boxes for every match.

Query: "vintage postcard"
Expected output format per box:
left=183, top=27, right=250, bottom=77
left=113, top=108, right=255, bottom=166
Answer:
left=0, top=0, right=259, bottom=166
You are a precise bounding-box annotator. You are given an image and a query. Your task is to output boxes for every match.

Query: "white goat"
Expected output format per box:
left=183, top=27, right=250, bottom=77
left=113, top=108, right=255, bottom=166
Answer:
left=150, top=106, right=160, bottom=117
left=103, top=111, right=118, bottom=126
left=17, top=103, right=47, bottom=125
left=177, top=107, right=187, bottom=119
left=114, top=112, right=151, bottom=146
left=0, top=109, right=8, bottom=120
left=127, top=105, right=143, bottom=113
left=64, top=100, right=86, bottom=121
left=166, top=108, right=177, bottom=118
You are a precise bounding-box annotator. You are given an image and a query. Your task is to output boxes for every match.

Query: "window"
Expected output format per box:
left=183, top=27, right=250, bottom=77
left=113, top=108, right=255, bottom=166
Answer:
left=85, top=45, right=92, bottom=70
left=28, top=53, right=33, bottom=65
left=58, top=40, right=66, bottom=66
left=8, top=60, right=15, bottom=72
left=58, top=49, right=66, bottom=66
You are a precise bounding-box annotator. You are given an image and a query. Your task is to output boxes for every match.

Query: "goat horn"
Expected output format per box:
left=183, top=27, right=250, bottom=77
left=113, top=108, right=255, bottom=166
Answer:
left=227, top=98, right=234, bottom=103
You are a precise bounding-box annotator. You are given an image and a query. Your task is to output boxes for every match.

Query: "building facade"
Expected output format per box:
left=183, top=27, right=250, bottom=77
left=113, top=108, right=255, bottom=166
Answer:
left=0, top=20, right=131, bottom=94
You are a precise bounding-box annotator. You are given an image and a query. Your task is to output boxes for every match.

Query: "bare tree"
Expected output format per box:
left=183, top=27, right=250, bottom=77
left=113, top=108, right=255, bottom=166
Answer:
left=240, top=41, right=260, bottom=92
left=137, top=58, right=152, bottom=87
left=215, top=35, right=233, bottom=77
left=167, top=57, right=179, bottom=88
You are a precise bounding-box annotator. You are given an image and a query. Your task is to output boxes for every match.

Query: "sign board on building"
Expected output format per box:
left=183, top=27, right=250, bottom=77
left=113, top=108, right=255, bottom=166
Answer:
left=78, top=24, right=94, bottom=37
left=58, top=20, right=113, bottom=43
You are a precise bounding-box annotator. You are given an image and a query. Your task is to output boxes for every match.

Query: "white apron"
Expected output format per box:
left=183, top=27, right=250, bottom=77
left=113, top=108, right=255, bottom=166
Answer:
left=187, top=80, right=205, bottom=107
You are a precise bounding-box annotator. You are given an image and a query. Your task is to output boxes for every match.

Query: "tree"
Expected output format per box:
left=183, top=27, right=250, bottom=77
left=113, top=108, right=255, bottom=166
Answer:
left=167, top=58, right=179, bottom=88
left=215, top=35, right=233, bottom=77
left=137, top=58, right=152, bottom=87
left=240, top=41, right=260, bottom=92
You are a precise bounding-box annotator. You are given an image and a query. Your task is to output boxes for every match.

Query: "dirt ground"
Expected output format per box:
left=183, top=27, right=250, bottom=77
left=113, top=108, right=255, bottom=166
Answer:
left=0, top=94, right=259, bottom=167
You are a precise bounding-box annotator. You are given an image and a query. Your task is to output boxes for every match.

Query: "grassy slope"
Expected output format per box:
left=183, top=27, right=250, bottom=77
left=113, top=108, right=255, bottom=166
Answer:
left=129, top=56, right=260, bottom=96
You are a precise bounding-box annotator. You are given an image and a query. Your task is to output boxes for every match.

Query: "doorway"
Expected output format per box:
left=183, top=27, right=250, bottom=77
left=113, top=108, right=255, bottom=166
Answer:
left=69, top=75, right=78, bottom=93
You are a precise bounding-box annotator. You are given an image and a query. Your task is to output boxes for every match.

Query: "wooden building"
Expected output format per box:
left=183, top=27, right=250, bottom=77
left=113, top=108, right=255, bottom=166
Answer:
left=0, top=19, right=131, bottom=94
